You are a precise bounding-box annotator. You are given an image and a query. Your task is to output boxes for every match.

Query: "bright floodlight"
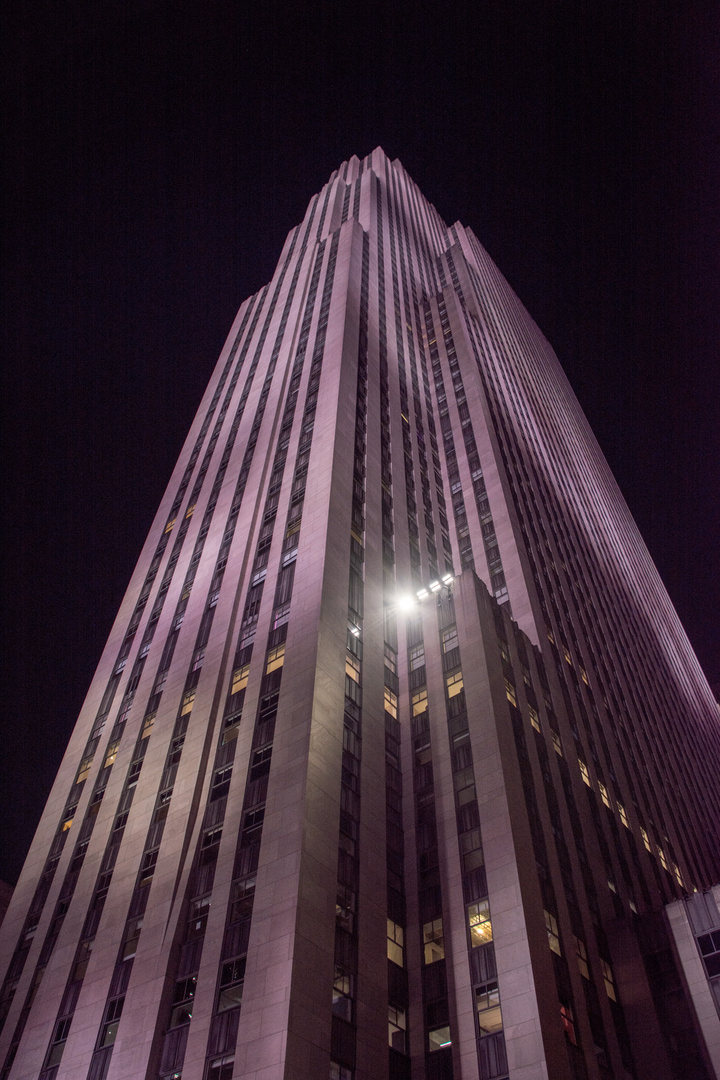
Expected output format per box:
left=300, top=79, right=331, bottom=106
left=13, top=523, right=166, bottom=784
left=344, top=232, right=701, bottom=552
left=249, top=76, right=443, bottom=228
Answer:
left=429, top=580, right=441, bottom=592
left=416, top=588, right=429, bottom=600
left=442, top=573, right=454, bottom=585
left=398, top=594, right=417, bottom=611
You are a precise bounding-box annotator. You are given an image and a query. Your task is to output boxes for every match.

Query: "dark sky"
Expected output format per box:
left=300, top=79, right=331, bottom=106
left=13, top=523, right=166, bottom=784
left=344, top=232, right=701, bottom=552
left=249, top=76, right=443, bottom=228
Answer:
left=2, top=0, right=718, bottom=885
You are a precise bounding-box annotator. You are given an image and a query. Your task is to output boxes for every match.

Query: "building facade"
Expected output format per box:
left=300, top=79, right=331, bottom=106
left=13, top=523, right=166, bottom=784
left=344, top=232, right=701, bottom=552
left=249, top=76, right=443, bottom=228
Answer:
left=1, top=148, right=719, bottom=1080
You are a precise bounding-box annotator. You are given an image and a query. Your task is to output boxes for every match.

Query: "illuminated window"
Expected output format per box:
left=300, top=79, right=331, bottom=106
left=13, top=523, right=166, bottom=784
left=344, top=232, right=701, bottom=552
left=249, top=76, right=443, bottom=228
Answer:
left=164, top=518, right=176, bottom=533
left=674, top=864, right=683, bottom=886
left=231, top=664, right=250, bottom=694
left=442, top=627, right=458, bottom=653
left=345, top=652, right=360, bottom=682
left=475, top=981, right=502, bottom=1035
left=388, top=1005, right=407, bottom=1052
left=529, top=706, right=541, bottom=732
left=617, top=802, right=629, bottom=828
left=62, top=815, right=74, bottom=832
left=76, top=755, right=94, bottom=784
left=544, top=910, right=561, bottom=955
left=185, top=503, right=196, bottom=518
left=504, top=679, right=517, bottom=706
left=580, top=667, right=589, bottom=685
left=560, top=1004, right=577, bottom=1044
left=384, top=688, right=398, bottom=718
left=141, top=712, right=156, bottom=739
left=229, top=876, right=256, bottom=923
left=601, top=959, right=616, bottom=1001
left=578, top=759, right=591, bottom=787
left=273, top=602, right=291, bottom=629
left=551, top=730, right=563, bottom=757
left=598, top=780, right=611, bottom=808
left=574, top=937, right=589, bottom=979
left=423, top=918, right=445, bottom=964
left=468, top=900, right=493, bottom=946
left=411, top=688, right=428, bottom=716
left=332, top=967, right=353, bottom=1021
left=217, top=957, right=246, bottom=1012
left=428, top=1026, right=451, bottom=1052
left=181, top=689, right=196, bottom=715
left=445, top=670, right=464, bottom=698
left=640, top=827, right=652, bottom=852
left=266, top=643, right=285, bottom=674
left=104, top=740, right=120, bottom=769
left=658, top=847, right=669, bottom=871
left=409, top=644, right=425, bottom=670
left=387, top=919, right=404, bottom=966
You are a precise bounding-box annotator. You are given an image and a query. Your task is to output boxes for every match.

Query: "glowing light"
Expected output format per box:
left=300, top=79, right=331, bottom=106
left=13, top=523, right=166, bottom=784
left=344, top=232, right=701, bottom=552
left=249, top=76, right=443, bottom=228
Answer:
left=442, top=573, right=454, bottom=585
left=416, top=589, right=429, bottom=600
left=429, top=581, right=441, bottom=593
left=398, top=595, right=417, bottom=611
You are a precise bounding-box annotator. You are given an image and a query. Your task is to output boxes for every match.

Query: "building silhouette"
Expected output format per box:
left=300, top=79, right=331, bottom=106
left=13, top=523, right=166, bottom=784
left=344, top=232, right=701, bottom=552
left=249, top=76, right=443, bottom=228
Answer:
left=1, top=148, right=719, bottom=1080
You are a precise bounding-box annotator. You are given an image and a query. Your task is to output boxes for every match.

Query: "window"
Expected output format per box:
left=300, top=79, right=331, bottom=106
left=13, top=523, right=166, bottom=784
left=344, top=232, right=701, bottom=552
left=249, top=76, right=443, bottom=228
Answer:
left=544, top=910, right=561, bottom=955
left=384, top=688, right=398, bottom=719
left=332, top=967, right=353, bottom=1021
left=640, top=827, right=652, bottom=852
left=423, top=918, right=445, bottom=964
left=388, top=1005, right=407, bottom=1052
left=231, top=664, right=250, bottom=694
left=697, top=929, right=720, bottom=977
left=384, top=645, right=397, bottom=674
left=578, top=759, right=591, bottom=787
left=62, top=815, right=74, bottom=832
left=273, top=603, right=291, bottom=629
left=345, top=653, right=361, bottom=683
left=140, top=849, right=159, bottom=887
left=468, top=900, right=493, bottom=946
left=181, top=689, right=196, bottom=716
left=617, top=802, right=629, bottom=828
left=600, top=959, right=616, bottom=1001
left=76, top=755, right=94, bottom=784
left=188, top=895, right=211, bottom=937
left=504, top=679, right=517, bottom=706
left=99, top=996, right=124, bottom=1047
left=122, top=918, right=143, bottom=960
left=170, top=976, right=196, bottom=1027
left=529, top=706, right=541, bottom=732
left=411, top=688, right=428, bottom=716
left=141, top=712, right=156, bottom=739
left=207, top=1054, right=234, bottom=1080
left=266, top=644, right=285, bottom=674
left=203, top=826, right=223, bottom=848
left=409, top=644, right=425, bottom=670
left=229, top=876, right=256, bottom=923
left=104, top=740, right=120, bottom=768
left=211, top=766, right=233, bottom=801
left=598, top=780, right=611, bottom=808
left=442, top=627, right=458, bottom=653
left=445, top=670, right=464, bottom=698
left=73, top=937, right=94, bottom=980
left=330, top=1064, right=352, bottom=1080
left=46, top=1018, right=72, bottom=1066
left=428, top=1026, right=451, bottom=1052
left=551, top=730, right=562, bottom=756
left=217, top=957, right=246, bottom=1012
left=658, top=847, right=669, bottom=871
left=560, top=1004, right=577, bottom=1044
left=575, top=937, right=589, bottom=979
left=387, top=920, right=404, bottom=966
left=475, top=981, right=502, bottom=1035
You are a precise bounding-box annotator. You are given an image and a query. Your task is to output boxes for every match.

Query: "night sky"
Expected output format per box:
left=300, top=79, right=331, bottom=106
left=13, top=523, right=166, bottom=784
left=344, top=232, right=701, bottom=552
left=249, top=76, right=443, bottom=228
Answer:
left=2, top=0, right=719, bottom=886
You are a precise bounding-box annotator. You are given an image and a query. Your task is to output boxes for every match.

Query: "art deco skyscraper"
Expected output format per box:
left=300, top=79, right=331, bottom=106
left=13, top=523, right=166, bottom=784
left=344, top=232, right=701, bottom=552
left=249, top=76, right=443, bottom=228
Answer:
left=2, top=148, right=719, bottom=1080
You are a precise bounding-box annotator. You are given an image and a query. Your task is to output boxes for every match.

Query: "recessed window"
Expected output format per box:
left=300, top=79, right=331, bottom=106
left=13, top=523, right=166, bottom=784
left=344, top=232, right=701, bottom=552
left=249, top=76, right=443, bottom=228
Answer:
left=181, top=689, right=196, bottom=716
left=388, top=1005, right=407, bottom=1052
left=76, top=755, right=94, bottom=784
left=468, top=900, right=493, bottom=946
left=578, top=759, right=591, bottom=787
left=387, top=919, right=404, bottom=966
left=428, top=1025, right=451, bottom=1052
left=600, top=959, right=616, bottom=1001
left=409, top=644, right=425, bottom=670
left=332, top=967, right=353, bottom=1021
left=528, top=706, right=541, bottom=732
left=99, top=996, right=124, bottom=1047
left=598, top=780, right=611, bottom=808
left=104, top=740, right=120, bottom=769
left=445, top=670, right=464, bottom=698
left=232, top=664, right=250, bottom=694
left=423, top=918, right=445, bottom=964
left=411, top=688, right=428, bottom=716
left=640, top=827, right=652, bottom=852
left=545, top=910, right=561, bottom=955
left=229, top=876, right=256, bottom=923
left=384, top=645, right=397, bottom=674
left=504, top=679, right=517, bottom=706
left=617, top=802, right=629, bottom=828
left=345, top=653, right=361, bottom=683
left=574, top=936, right=589, bottom=979
left=384, top=688, right=398, bottom=719
left=442, top=627, right=458, bottom=653
left=207, top=1055, right=234, bottom=1080
left=217, top=957, right=246, bottom=1012
left=122, top=918, right=143, bottom=960
left=141, top=713, right=156, bottom=739
left=560, top=1004, right=577, bottom=1044
left=266, top=644, right=285, bottom=674
left=476, top=981, right=502, bottom=1035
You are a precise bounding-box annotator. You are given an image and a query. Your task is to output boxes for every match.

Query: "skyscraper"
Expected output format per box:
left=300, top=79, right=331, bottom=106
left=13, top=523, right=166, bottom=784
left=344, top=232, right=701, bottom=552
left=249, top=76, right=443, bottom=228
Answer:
left=1, top=146, right=719, bottom=1080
